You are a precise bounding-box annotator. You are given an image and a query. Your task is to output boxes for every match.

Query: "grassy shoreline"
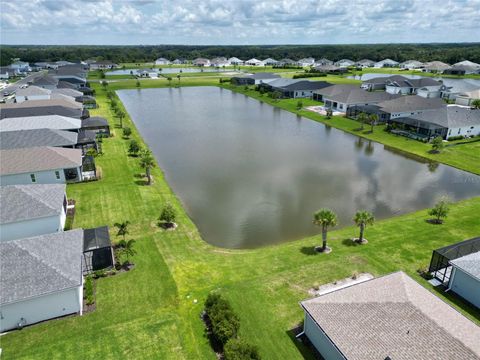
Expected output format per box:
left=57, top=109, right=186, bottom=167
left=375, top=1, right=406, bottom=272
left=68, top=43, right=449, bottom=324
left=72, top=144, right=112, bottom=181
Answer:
left=3, top=78, right=479, bottom=359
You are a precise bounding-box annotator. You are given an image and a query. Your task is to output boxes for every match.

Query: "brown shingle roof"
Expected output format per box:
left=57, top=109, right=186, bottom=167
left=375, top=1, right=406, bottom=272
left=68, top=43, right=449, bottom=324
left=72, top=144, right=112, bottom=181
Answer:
left=301, top=271, right=480, bottom=360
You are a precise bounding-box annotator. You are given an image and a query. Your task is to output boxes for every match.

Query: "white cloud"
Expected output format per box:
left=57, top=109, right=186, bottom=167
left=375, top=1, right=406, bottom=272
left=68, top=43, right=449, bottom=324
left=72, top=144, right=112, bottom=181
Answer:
left=1, top=0, right=479, bottom=44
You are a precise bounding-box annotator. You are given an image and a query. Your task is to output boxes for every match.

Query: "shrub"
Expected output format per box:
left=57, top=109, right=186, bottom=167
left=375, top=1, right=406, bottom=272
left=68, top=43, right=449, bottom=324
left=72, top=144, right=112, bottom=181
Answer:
left=296, top=100, right=303, bottom=110
left=224, top=339, right=261, bottom=360
left=84, top=276, right=94, bottom=305
left=447, top=135, right=464, bottom=141
left=122, top=127, right=132, bottom=138
left=292, top=73, right=326, bottom=79
left=428, top=197, right=450, bottom=224
left=430, top=136, right=444, bottom=153
left=128, top=139, right=141, bottom=156
left=204, top=293, right=240, bottom=347
left=159, top=203, right=176, bottom=226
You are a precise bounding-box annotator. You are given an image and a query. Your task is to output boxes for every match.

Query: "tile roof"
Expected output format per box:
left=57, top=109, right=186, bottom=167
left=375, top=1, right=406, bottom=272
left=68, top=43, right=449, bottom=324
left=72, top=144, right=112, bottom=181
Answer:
left=0, top=184, right=66, bottom=224
left=0, top=128, right=78, bottom=150
left=450, top=251, right=480, bottom=280
left=301, top=271, right=480, bottom=360
left=0, top=115, right=82, bottom=131
left=0, top=230, right=83, bottom=305
left=0, top=146, right=82, bottom=175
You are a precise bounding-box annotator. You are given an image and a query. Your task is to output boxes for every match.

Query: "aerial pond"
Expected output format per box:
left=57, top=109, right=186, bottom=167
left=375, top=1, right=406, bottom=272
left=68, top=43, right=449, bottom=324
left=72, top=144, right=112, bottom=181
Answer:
left=118, top=87, right=480, bottom=248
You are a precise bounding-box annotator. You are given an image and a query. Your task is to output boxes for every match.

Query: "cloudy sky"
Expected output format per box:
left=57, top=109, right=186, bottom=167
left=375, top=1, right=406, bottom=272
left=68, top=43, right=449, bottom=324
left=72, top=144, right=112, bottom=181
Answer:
left=1, top=0, right=479, bottom=45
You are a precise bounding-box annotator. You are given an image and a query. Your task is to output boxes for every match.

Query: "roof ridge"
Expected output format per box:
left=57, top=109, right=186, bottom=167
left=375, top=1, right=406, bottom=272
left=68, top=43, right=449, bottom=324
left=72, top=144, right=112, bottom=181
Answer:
left=17, top=185, right=60, bottom=213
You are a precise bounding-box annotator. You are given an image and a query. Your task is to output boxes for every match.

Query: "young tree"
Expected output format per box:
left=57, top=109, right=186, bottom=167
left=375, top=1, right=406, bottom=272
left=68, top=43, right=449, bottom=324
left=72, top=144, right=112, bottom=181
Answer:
left=296, top=100, right=303, bottom=110
left=313, top=208, right=338, bottom=253
left=128, top=139, right=141, bottom=156
left=177, top=74, right=181, bottom=84
left=368, top=113, right=379, bottom=133
left=117, top=239, right=137, bottom=265
left=139, top=149, right=155, bottom=185
left=101, top=81, right=108, bottom=91
left=353, top=210, right=375, bottom=244
left=116, top=109, right=125, bottom=128
left=114, top=220, right=130, bottom=240
left=431, top=136, right=444, bottom=153
left=471, top=99, right=480, bottom=109
left=167, top=77, right=172, bottom=86
left=159, top=203, right=177, bottom=228
left=136, top=79, right=141, bottom=88
left=122, top=127, right=132, bottom=139
left=357, top=112, right=368, bottom=130
left=428, top=197, right=450, bottom=224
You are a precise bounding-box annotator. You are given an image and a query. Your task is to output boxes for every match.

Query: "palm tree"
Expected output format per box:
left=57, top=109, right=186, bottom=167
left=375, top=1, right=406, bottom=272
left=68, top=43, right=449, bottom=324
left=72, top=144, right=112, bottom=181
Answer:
left=118, top=239, right=137, bottom=265
left=114, top=220, right=130, bottom=240
left=313, top=208, right=338, bottom=253
left=116, top=109, right=125, bottom=128
left=353, top=210, right=375, bottom=244
left=139, top=149, right=155, bottom=185
left=357, top=112, right=368, bottom=130
left=368, top=113, right=378, bottom=133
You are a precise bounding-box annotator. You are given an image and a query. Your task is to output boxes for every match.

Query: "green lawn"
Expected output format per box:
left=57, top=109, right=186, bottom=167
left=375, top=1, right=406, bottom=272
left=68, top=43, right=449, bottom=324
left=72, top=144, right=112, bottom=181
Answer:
left=3, top=79, right=479, bottom=359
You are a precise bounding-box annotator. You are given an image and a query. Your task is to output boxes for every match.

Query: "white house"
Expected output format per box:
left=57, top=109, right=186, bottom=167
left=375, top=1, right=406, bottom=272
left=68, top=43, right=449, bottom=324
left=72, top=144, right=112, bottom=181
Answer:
left=10, top=61, right=31, bottom=73
left=262, top=58, right=278, bottom=66
left=192, top=58, right=211, bottom=67
left=300, top=272, right=480, bottom=360
left=374, top=58, right=399, bottom=68
left=384, top=76, right=444, bottom=97
left=14, top=86, right=52, bottom=103
left=155, top=58, right=170, bottom=65
left=0, top=146, right=84, bottom=185
left=315, top=58, right=333, bottom=66
left=399, top=60, right=424, bottom=69
left=0, top=230, right=84, bottom=332
left=297, top=58, right=315, bottom=67
left=452, top=60, right=480, bottom=74
left=245, top=58, right=265, bottom=66
left=0, top=184, right=67, bottom=242
left=448, top=251, right=480, bottom=309
left=423, top=61, right=451, bottom=73
left=334, top=59, right=354, bottom=67
left=356, top=59, right=375, bottom=68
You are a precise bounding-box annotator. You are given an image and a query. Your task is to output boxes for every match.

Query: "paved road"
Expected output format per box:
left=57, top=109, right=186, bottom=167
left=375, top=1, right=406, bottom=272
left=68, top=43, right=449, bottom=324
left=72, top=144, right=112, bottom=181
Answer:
left=1, top=71, right=47, bottom=100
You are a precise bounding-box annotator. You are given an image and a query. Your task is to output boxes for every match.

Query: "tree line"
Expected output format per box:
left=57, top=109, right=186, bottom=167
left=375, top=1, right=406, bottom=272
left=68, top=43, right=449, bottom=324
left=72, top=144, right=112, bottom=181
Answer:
left=1, top=43, right=480, bottom=66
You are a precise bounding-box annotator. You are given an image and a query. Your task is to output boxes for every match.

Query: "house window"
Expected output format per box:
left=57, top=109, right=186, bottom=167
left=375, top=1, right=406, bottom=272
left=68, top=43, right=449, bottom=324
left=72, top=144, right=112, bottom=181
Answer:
left=30, top=174, right=36, bottom=183
left=55, top=171, right=61, bottom=179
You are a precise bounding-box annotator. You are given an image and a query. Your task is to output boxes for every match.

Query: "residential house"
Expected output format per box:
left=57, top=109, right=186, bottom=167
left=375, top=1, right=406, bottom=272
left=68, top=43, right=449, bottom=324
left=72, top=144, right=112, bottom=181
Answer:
left=373, top=58, right=399, bottom=68
left=334, top=59, right=354, bottom=67
left=0, top=67, right=18, bottom=80
left=423, top=61, right=451, bottom=73
left=355, top=59, right=375, bottom=68
left=451, top=60, right=480, bottom=74
left=313, top=65, right=348, bottom=74
left=384, top=76, right=445, bottom=97
left=315, top=58, right=333, bottom=66
left=448, top=251, right=480, bottom=308
left=228, top=57, right=243, bottom=65
left=0, top=146, right=86, bottom=185
left=192, top=58, right=211, bottom=67
left=443, top=67, right=467, bottom=76
left=14, top=86, right=51, bottom=102
left=388, top=106, right=480, bottom=140
left=230, top=72, right=281, bottom=86
left=314, top=84, right=401, bottom=113
left=0, top=230, right=84, bottom=332
left=297, top=58, right=315, bottom=67
left=155, top=58, right=170, bottom=65
left=89, top=60, right=118, bottom=70
left=0, top=99, right=88, bottom=120
left=30, top=74, right=59, bottom=90
left=277, top=58, right=297, bottom=67
left=0, top=184, right=67, bottom=242
left=210, top=57, right=230, bottom=67
left=0, top=115, right=82, bottom=132
left=400, top=60, right=424, bottom=69
left=262, top=79, right=331, bottom=98
left=300, top=271, right=480, bottom=360
left=10, top=61, right=31, bottom=73
left=455, top=89, right=480, bottom=106
left=262, top=58, right=278, bottom=66
left=245, top=58, right=265, bottom=66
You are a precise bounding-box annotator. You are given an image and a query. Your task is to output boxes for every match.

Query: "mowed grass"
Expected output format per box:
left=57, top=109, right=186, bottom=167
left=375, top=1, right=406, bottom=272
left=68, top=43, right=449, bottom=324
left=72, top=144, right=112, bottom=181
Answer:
left=3, top=79, right=480, bottom=359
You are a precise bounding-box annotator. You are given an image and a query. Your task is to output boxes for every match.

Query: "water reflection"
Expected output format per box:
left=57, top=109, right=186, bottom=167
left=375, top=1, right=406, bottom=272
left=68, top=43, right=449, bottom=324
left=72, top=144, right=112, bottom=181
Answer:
left=117, top=87, right=480, bottom=248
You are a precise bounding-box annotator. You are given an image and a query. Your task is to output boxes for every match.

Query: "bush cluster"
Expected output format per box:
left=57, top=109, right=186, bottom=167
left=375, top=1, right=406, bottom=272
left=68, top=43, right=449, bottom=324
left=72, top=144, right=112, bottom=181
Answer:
left=84, top=276, right=94, bottom=305
left=447, top=135, right=464, bottom=141
left=292, top=73, right=327, bottom=79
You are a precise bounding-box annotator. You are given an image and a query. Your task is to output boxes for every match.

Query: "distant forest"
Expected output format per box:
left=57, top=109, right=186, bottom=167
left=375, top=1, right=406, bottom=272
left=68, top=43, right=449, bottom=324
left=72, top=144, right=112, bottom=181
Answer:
left=1, top=43, right=480, bottom=66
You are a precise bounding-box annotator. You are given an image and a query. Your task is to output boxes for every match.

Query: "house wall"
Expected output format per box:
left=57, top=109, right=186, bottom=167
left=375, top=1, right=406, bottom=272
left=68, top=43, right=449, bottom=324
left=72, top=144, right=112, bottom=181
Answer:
left=0, top=213, right=65, bottom=242
left=304, top=312, right=346, bottom=360
left=0, top=168, right=69, bottom=185
left=0, top=286, right=83, bottom=332
left=449, top=268, right=480, bottom=308
left=446, top=124, right=480, bottom=139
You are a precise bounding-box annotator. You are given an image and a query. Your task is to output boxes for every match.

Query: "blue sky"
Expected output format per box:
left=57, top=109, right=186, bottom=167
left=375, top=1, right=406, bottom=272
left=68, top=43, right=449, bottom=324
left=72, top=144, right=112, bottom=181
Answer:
left=1, top=0, right=479, bottom=45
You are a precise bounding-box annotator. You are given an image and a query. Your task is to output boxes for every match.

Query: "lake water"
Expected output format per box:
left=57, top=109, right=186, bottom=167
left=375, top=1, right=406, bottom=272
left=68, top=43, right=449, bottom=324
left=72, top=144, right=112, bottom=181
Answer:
left=117, top=87, right=480, bottom=248
left=107, top=68, right=227, bottom=75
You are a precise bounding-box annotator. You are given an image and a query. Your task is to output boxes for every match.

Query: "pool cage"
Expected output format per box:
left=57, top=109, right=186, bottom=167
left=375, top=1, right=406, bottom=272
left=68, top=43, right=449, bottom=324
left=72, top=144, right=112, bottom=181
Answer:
left=428, top=237, right=480, bottom=284
left=83, top=226, right=115, bottom=274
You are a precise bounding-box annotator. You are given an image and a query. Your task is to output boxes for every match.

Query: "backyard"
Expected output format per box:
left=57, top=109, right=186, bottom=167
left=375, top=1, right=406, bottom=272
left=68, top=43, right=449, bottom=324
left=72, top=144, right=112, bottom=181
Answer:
left=2, top=78, right=479, bottom=359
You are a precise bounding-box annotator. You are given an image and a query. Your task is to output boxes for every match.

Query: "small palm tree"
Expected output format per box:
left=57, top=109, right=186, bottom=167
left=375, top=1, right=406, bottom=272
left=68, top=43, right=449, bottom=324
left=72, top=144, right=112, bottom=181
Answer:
left=114, top=220, right=130, bottom=240
left=353, top=210, right=375, bottom=244
left=116, top=109, right=125, bottom=128
left=118, top=239, right=137, bottom=265
left=139, top=149, right=155, bottom=185
left=357, top=112, right=368, bottom=130
left=313, top=208, right=338, bottom=253
left=368, top=113, right=378, bottom=133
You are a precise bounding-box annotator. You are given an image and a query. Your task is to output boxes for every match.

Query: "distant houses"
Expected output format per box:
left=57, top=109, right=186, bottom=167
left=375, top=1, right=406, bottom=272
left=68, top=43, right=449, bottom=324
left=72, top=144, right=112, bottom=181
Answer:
left=245, top=58, right=265, bottom=66
left=155, top=58, right=170, bottom=65
left=230, top=72, right=281, bottom=85
left=373, top=58, right=399, bottom=68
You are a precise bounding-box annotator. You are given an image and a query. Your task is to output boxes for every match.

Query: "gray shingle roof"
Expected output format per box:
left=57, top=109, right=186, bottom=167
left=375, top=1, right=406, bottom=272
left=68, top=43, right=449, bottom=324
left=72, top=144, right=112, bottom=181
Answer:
left=450, top=251, right=480, bottom=280
left=0, top=99, right=82, bottom=110
left=281, top=80, right=331, bottom=91
left=377, top=95, right=445, bottom=113
left=15, top=86, right=51, bottom=97
left=0, top=115, right=82, bottom=132
left=0, top=146, right=82, bottom=175
left=0, top=229, right=83, bottom=305
left=0, top=128, right=78, bottom=150
left=315, top=84, right=401, bottom=104
left=0, top=184, right=66, bottom=224
left=0, top=106, right=84, bottom=120
left=301, top=271, right=480, bottom=360
left=82, top=116, right=109, bottom=128
left=407, top=106, right=480, bottom=129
